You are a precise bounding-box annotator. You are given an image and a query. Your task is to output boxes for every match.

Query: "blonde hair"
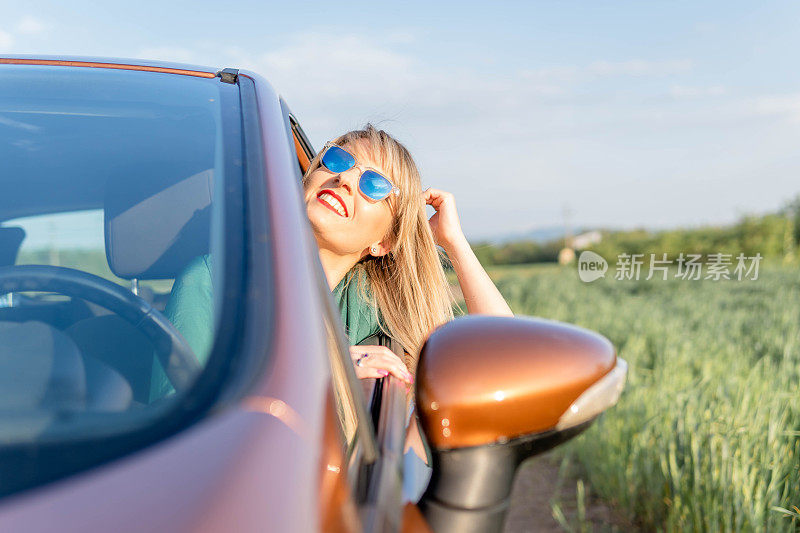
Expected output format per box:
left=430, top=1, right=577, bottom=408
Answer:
left=303, top=124, right=458, bottom=374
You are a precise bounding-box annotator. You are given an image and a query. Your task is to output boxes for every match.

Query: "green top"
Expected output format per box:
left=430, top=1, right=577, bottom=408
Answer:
left=331, top=265, right=388, bottom=346
left=149, top=255, right=384, bottom=402
left=148, top=255, right=214, bottom=402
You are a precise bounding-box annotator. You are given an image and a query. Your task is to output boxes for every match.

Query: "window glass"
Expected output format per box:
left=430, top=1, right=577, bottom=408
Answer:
left=0, top=64, right=239, bottom=444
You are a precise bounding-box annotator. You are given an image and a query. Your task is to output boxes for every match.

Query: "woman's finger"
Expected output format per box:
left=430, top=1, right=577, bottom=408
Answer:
left=369, top=349, right=409, bottom=372
left=362, top=357, right=410, bottom=381
left=422, top=188, right=453, bottom=210
left=351, top=346, right=413, bottom=383
left=422, top=188, right=439, bottom=204
left=353, top=345, right=405, bottom=365
left=354, top=366, right=390, bottom=380
left=377, top=359, right=411, bottom=381
left=373, top=347, right=407, bottom=366
left=422, top=188, right=441, bottom=205
left=359, top=354, right=412, bottom=383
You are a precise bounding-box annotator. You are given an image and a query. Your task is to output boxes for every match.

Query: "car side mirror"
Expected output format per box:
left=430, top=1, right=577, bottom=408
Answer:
left=415, top=315, right=626, bottom=533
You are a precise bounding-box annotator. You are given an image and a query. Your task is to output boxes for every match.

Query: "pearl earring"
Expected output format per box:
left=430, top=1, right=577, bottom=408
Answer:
left=371, top=246, right=377, bottom=254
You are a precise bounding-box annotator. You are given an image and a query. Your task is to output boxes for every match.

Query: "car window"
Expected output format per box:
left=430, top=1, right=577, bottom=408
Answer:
left=0, top=64, right=242, bottom=446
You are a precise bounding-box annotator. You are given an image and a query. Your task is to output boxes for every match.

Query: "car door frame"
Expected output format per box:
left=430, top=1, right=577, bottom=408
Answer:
left=284, top=109, right=416, bottom=531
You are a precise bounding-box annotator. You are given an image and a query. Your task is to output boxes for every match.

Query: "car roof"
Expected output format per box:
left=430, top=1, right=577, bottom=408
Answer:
left=0, top=54, right=221, bottom=77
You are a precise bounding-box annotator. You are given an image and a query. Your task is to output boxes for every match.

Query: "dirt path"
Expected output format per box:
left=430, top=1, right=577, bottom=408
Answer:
left=504, top=452, right=627, bottom=533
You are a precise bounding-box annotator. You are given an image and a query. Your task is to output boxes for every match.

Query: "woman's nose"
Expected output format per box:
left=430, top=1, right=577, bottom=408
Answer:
left=335, top=167, right=360, bottom=195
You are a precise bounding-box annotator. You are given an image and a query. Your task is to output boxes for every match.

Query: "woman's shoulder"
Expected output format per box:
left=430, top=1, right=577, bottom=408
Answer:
left=334, top=265, right=384, bottom=345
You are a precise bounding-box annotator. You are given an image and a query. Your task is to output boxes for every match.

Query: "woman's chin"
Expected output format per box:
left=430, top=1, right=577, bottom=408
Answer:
left=308, top=212, right=345, bottom=243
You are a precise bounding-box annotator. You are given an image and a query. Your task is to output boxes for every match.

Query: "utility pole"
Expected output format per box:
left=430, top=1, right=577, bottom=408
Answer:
left=562, top=203, right=574, bottom=249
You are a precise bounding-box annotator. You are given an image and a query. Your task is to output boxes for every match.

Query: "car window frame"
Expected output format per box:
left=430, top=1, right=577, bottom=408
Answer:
left=279, top=102, right=386, bottom=485
left=283, top=99, right=422, bottom=526
left=288, top=112, right=315, bottom=174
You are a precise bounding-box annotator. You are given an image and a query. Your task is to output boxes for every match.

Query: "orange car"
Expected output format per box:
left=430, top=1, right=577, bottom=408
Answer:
left=0, top=56, right=626, bottom=532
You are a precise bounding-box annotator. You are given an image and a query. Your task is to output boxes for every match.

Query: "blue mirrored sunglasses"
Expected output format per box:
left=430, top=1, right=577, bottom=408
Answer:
left=320, top=142, right=400, bottom=202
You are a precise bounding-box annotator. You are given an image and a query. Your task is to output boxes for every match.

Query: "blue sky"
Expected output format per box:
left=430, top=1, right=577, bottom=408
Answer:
left=3, top=1, right=800, bottom=240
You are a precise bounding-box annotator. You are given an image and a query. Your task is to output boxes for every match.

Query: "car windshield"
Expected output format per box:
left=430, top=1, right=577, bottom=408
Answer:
left=0, top=64, right=239, bottom=444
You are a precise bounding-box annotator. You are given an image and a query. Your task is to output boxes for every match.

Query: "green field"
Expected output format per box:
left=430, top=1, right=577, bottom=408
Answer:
left=482, top=263, right=800, bottom=531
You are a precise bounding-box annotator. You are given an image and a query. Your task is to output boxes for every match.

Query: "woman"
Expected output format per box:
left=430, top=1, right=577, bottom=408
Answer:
left=159, top=124, right=513, bottom=457
left=303, top=124, right=513, bottom=386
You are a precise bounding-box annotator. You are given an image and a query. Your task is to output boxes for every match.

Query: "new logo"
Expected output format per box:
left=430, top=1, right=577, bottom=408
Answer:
left=578, top=251, right=608, bottom=282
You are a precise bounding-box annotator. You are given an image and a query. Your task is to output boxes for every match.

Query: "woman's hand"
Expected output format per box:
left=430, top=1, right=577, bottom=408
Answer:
left=350, top=345, right=413, bottom=384
left=423, top=188, right=514, bottom=317
left=422, top=188, right=466, bottom=251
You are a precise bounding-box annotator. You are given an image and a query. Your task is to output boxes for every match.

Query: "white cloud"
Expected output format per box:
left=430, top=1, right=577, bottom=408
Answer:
left=669, top=85, right=727, bottom=98
left=0, top=29, right=13, bottom=50
left=128, top=33, right=797, bottom=237
left=587, top=59, right=693, bottom=76
left=517, top=59, right=695, bottom=97
left=246, top=31, right=597, bottom=133
left=519, top=59, right=693, bottom=87
left=384, top=29, right=419, bottom=45
left=755, top=93, right=800, bottom=122
left=259, top=33, right=415, bottom=101
left=0, top=16, right=50, bottom=52
left=15, top=16, right=48, bottom=36
left=521, top=65, right=580, bottom=83
left=136, top=46, right=201, bottom=64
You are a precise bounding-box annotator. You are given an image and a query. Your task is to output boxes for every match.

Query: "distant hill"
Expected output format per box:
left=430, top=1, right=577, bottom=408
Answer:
left=479, top=225, right=587, bottom=245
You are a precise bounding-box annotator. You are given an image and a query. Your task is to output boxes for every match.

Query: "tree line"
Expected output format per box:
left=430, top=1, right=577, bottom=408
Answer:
left=462, top=195, right=800, bottom=267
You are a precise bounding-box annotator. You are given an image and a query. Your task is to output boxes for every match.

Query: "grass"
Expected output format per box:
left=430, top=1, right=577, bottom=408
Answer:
left=479, top=262, right=800, bottom=532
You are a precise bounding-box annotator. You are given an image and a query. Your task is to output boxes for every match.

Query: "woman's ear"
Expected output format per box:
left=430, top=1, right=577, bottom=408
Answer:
left=369, top=241, right=391, bottom=257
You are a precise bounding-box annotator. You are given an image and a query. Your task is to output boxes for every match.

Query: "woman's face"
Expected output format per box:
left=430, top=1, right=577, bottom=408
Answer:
left=304, top=139, right=396, bottom=258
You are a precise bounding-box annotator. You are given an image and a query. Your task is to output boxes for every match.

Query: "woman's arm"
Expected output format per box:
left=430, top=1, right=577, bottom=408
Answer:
left=423, top=188, right=513, bottom=317
left=444, top=235, right=513, bottom=316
